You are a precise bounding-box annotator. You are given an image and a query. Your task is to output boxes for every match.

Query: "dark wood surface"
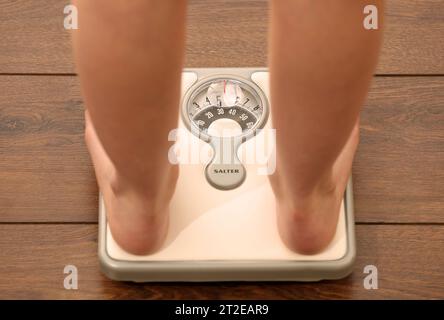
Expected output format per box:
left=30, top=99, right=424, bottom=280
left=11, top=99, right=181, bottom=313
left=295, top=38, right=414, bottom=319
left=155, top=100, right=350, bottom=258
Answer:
left=0, top=0, right=443, bottom=299
left=0, top=225, right=443, bottom=299
left=1, top=76, right=443, bottom=223
left=0, top=0, right=443, bottom=74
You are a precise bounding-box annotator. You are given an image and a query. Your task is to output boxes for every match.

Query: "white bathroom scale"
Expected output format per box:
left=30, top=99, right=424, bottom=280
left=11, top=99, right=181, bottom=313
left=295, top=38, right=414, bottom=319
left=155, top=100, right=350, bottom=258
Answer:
left=98, top=68, right=356, bottom=282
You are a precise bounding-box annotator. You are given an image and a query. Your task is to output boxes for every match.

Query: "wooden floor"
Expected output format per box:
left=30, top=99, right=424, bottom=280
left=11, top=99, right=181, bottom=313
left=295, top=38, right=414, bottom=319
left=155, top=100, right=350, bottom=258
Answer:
left=0, top=0, right=443, bottom=299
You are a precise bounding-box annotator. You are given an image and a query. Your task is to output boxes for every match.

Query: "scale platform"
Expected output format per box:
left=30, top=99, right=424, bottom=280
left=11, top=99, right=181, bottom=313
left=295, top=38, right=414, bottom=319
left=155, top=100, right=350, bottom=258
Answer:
left=98, top=68, right=356, bottom=282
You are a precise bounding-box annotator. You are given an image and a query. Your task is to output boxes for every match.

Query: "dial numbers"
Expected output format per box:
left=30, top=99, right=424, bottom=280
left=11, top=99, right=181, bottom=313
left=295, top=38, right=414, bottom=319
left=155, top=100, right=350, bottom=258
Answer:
left=193, top=106, right=257, bottom=132
left=187, top=79, right=265, bottom=136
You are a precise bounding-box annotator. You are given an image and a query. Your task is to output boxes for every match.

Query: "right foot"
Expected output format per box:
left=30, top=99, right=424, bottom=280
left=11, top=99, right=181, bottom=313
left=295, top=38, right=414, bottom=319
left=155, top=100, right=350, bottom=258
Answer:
left=270, top=121, right=360, bottom=255
left=84, top=110, right=178, bottom=255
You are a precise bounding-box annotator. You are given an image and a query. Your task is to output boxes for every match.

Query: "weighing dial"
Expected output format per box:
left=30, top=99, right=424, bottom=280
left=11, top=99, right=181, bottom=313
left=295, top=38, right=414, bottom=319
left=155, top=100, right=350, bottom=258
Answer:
left=183, top=77, right=268, bottom=190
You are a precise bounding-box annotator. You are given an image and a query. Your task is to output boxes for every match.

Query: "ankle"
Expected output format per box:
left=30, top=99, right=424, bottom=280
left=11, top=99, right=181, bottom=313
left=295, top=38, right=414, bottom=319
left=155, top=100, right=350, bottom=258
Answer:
left=109, top=164, right=178, bottom=204
left=281, top=170, right=337, bottom=214
left=286, top=167, right=336, bottom=196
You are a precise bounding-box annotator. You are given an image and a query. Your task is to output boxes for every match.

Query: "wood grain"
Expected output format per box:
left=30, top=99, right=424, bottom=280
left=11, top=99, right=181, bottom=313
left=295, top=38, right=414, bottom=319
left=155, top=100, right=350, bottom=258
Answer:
left=0, top=224, right=442, bottom=299
left=1, top=76, right=443, bottom=223
left=1, top=0, right=443, bottom=300
left=0, top=76, right=98, bottom=222
left=355, top=76, right=444, bottom=222
left=0, top=0, right=443, bottom=74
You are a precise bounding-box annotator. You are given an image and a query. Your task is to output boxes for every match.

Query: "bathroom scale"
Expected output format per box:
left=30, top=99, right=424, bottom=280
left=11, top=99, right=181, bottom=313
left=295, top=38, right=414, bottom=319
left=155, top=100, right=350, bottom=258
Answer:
left=98, top=68, right=356, bottom=282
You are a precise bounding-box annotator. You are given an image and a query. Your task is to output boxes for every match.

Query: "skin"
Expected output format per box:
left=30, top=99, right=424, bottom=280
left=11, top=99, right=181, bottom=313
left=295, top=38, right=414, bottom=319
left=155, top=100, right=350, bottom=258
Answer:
left=72, top=0, right=383, bottom=255
left=72, top=0, right=186, bottom=254
left=269, top=0, right=383, bottom=253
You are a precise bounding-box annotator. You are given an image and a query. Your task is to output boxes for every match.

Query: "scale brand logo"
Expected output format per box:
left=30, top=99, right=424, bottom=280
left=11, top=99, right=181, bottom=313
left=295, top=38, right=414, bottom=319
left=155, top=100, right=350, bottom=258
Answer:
left=214, top=169, right=240, bottom=174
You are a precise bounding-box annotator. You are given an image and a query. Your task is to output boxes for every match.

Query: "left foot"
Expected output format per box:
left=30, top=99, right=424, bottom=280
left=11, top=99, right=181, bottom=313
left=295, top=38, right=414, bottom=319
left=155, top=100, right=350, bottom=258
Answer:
left=84, top=110, right=177, bottom=255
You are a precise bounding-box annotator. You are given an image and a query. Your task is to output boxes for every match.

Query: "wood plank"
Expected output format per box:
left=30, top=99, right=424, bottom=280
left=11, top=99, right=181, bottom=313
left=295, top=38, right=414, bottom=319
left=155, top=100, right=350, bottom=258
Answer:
left=0, top=224, right=442, bottom=299
left=0, top=76, right=98, bottom=222
left=354, top=76, right=444, bottom=222
left=1, top=76, right=443, bottom=223
left=0, top=0, right=443, bottom=74
left=379, top=0, right=444, bottom=74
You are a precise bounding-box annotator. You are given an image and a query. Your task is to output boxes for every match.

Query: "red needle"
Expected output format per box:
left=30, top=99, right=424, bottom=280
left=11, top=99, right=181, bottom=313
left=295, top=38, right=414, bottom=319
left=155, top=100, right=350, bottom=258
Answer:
left=223, top=80, right=226, bottom=94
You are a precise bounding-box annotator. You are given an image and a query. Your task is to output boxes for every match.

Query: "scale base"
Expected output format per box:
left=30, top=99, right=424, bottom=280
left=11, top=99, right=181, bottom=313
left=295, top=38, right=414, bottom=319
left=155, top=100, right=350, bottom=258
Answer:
left=98, top=69, right=356, bottom=282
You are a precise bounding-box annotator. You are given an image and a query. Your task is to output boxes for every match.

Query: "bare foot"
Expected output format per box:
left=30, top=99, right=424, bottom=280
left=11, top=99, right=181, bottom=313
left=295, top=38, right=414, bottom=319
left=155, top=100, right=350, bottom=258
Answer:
left=84, top=110, right=178, bottom=255
left=271, top=121, right=360, bottom=255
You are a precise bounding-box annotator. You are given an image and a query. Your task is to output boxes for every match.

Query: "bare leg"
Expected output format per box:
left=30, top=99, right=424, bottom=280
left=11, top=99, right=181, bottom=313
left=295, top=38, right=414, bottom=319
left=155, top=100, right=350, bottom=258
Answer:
left=269, top=0, right=383, bottom=253
left=72, top=0, right=187, bottom=254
